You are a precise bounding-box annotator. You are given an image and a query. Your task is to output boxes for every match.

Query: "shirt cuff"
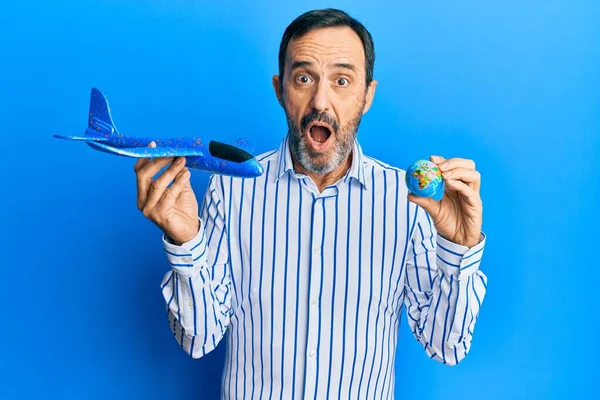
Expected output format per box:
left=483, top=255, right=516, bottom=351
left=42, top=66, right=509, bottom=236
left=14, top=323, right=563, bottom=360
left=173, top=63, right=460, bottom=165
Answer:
left=162, top=218, right=206, bottom=277
left=435, top=232, right=486, bottom=280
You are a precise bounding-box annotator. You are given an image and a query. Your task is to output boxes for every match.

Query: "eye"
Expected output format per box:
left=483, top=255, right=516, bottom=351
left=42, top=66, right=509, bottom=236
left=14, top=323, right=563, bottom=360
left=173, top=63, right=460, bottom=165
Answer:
left=296, top=74, right=312, bottom=84
left=337, top=77, right=349, bottom=87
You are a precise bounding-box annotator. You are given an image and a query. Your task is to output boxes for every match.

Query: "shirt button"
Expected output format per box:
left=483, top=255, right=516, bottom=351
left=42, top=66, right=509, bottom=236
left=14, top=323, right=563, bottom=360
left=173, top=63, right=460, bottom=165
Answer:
left=310, top=350, right=316, bottom=358
left=312, top=297, right=318, bottom=306
left=181, top=257, right=191, bottom=263
left=313, top=247, right=320, bottom=254
left=188, top=301, right=194, bottom=307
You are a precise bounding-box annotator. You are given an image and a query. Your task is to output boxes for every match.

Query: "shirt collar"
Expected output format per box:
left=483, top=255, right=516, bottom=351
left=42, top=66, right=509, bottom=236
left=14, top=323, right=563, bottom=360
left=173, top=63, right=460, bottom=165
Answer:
left=275, top=134, right=367, bottom=189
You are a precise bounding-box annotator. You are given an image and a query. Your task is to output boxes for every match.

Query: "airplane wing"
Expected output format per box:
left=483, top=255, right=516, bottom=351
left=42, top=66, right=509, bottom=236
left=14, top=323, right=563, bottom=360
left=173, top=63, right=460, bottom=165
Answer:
left=87, top=141, right=205, bottom=158
left=53, top=134, right=109, bottom=142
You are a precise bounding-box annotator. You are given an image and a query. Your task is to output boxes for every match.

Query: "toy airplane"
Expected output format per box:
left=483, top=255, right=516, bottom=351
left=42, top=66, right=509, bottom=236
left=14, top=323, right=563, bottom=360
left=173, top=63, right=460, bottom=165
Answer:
left=54, top=88, right=264, bottom=178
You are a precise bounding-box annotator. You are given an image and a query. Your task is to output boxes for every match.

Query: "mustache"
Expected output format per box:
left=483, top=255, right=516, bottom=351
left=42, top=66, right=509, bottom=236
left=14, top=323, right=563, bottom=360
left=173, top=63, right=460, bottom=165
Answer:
left=300, top=111, right=339, bottom=133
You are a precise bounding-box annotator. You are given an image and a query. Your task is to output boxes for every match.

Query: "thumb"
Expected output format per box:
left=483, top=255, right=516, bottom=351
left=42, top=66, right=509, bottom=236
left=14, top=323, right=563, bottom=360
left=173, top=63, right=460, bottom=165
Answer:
left=407, top=193, right=437, bottom=214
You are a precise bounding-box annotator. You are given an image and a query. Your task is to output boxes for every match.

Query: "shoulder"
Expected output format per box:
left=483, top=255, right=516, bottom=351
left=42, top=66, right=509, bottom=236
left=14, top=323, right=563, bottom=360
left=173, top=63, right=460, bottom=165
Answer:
left=255, top=148, right=279, bottom=165
left=362, top=153, right=407, bottom=177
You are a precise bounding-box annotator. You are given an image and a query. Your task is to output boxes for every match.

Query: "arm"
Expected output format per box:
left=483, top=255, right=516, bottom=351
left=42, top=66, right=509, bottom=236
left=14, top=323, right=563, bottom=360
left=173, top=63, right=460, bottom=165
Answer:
left=160, top=175, right=232, bottom=359
left=403, top=205, right=487, bottom=366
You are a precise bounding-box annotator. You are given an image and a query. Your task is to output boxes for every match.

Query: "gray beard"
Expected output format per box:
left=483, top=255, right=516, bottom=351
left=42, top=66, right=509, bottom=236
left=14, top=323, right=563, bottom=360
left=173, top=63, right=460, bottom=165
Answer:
left=285, top=106, right=364, bottom=175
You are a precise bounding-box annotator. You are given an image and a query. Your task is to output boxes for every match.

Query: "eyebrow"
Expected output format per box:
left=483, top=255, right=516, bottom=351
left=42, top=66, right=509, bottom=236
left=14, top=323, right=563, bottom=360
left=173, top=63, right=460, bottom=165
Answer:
left=291, top=60, right=314, bottom=71
left=333, top=62, right=355, bottom=72
left=290, top=60, right=357, bottom=72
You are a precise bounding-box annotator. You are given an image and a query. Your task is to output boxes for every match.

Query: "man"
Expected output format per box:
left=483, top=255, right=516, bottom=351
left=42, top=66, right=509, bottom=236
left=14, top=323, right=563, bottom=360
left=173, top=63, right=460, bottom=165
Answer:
left=135, top=8, right=487, bottom=400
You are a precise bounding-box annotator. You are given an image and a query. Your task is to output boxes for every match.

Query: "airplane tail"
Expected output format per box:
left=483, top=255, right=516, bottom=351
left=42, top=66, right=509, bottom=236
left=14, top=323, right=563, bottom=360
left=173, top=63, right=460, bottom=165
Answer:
left=53, top=88, right=117, bottom=142
left=86, top=88, right=119, bottom=137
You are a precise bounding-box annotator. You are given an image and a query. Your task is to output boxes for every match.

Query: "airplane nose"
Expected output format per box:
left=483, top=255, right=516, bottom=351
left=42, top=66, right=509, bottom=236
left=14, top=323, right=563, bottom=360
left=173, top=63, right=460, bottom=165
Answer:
left=251, top=159, right=264, bottom=177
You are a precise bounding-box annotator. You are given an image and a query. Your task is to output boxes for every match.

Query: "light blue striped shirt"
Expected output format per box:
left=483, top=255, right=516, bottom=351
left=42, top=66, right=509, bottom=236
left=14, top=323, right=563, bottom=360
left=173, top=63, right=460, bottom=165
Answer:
left=160, top=135, right=488, bottom=400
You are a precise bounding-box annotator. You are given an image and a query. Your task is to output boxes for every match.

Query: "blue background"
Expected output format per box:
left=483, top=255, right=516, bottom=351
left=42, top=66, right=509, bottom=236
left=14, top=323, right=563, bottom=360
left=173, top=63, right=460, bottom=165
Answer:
left=1, top=0, right=598, bottom=399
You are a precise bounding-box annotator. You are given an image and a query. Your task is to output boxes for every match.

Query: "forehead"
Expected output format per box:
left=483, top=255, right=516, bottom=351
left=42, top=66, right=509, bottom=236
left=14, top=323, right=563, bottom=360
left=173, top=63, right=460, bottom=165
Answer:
left=285, top=26, right=365, bottom=71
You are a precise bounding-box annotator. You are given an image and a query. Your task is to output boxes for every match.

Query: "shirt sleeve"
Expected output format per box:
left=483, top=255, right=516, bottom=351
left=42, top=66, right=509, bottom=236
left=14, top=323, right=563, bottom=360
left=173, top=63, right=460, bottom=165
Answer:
left=159, top=175, right=232, bottom=359
left=403, top=204, right=487, bottom=366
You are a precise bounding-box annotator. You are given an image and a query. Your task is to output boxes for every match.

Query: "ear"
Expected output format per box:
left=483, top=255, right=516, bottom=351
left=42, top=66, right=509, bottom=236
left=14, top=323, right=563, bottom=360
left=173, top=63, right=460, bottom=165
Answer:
left=272, top=75, right=283, bottom=106
left=362, top=79, right=378, bottom=115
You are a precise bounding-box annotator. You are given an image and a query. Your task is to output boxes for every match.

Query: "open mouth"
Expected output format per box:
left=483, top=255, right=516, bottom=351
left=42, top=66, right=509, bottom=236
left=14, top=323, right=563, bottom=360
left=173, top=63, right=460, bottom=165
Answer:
left=306, top=122, right=333, bottom=151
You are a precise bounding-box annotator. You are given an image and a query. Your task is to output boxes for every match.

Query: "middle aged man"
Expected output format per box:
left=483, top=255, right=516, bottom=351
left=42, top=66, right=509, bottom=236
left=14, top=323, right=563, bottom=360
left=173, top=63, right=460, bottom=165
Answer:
left=135, top=8, right=487, bottom=400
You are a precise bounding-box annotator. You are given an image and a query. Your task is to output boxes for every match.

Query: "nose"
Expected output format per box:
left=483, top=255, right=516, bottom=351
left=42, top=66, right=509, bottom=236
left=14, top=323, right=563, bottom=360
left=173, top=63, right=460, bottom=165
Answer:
left=310, top=80, right=330, bottom=112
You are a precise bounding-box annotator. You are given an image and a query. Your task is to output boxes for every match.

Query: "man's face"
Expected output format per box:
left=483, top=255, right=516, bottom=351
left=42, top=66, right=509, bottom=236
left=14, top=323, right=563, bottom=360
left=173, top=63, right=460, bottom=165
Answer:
left=273, top=27, right=377, bottom=175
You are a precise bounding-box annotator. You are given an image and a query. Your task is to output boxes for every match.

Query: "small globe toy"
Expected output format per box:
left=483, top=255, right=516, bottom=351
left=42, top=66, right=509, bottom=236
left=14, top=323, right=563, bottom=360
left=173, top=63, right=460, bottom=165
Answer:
left=405, top=160, right=445, bottom=201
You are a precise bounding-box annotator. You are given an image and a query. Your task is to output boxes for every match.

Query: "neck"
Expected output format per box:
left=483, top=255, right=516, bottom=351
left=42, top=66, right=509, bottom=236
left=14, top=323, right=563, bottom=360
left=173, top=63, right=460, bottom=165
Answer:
left=291, top=151, right=353, bottom=193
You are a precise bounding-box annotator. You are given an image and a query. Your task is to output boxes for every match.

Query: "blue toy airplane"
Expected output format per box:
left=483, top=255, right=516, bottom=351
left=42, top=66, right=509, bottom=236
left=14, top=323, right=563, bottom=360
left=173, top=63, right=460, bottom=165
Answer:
left=54, top=88, right=264, bottom=178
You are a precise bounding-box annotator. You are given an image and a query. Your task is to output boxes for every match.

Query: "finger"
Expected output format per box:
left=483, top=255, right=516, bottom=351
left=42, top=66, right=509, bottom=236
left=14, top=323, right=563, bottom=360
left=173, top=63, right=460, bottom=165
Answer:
left=136, top=142, right=167, bottom=209
left=442, top=168, right=481, bottom=190
left=430, top=155, right=446, bottom=164
left=444, top=179, right=481, bottom=207
left=136, top=156, right=176, bottom=209
left=139, top=156, right=176, bottom=180
left=407, top=193, right=440, bottom=216
left=437, top=158, right=476, bottom=173
left=143, top=158, right=187, bottom=213
left=154, top=168, right=191, bottom=215
left=133, top=141, right=156, bottom=173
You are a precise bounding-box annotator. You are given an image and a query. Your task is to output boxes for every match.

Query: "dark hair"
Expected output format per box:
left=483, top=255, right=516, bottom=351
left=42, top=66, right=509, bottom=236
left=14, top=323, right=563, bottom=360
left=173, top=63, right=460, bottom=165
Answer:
left=278, top=8, right=375, bottom=87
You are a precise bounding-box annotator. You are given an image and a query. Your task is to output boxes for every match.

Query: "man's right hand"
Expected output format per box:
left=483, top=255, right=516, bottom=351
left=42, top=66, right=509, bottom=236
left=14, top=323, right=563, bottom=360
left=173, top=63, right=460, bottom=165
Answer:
left=134, top=142, right=200, bottom=245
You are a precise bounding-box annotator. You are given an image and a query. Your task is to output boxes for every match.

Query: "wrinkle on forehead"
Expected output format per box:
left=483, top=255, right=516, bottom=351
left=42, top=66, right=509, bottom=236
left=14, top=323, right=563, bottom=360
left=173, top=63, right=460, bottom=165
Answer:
left=286, top=27, right=365, bottom=73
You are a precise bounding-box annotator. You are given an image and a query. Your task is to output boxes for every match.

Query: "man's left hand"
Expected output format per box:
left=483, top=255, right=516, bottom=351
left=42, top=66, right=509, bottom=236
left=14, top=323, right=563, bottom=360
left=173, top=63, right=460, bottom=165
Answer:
left=407, top=155, right=483, bottom=248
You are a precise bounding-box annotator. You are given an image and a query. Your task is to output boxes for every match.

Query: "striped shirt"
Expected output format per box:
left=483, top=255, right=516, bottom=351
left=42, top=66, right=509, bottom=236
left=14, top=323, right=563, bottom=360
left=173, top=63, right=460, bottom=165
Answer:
left=160, top=135, right=488, bottom=400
